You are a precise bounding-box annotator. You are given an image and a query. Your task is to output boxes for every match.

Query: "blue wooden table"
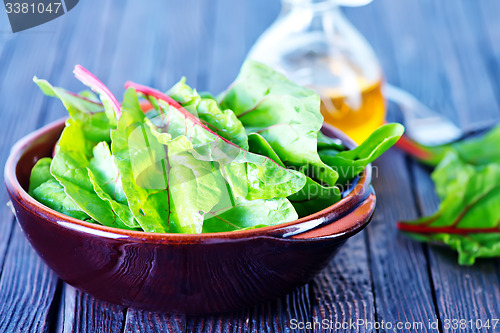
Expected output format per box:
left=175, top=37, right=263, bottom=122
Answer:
left=0, top=1, right=499, bottom=332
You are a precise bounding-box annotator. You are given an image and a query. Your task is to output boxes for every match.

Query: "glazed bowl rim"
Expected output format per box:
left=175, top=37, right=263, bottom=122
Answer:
left=5, top=117, right=373, bottom=243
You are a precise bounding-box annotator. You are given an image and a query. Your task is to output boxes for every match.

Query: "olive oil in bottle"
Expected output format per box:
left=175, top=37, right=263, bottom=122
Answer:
left=318, top=78, right=385, bottom=144
left=248, top=0, right=385, bottom=145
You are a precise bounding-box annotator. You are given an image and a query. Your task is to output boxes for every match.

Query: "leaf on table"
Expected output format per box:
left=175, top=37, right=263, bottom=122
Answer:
left=219, top=60, right=339, bottom=186
left=452, top=124, right=500, bottom=165
left=399, top=150, right=500, bottom=265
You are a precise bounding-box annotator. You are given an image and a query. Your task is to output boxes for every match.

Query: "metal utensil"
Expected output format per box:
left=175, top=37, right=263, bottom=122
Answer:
left=384, top=84, right=463, bottom=147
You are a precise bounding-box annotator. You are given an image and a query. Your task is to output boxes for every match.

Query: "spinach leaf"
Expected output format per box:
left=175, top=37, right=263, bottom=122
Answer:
left=130, top=83, right=307, bottom=200
left=113, top=88, right=305, bottom=233
left=29, top=63, right=403, bottom=234
left=166, top=78, right=249, bottom=150
left=88, top=142, right=140, bottom=229
left=317, top=131, right=345, bottom=151
left=202, top=196, right=297, bottom=233
left=111, top=89, right=177, bottom=232
left=29, top=158, right=90, bottom=221
left=34, top=78, right=112, bottom=143
left=51, top=118, right=135, bottom=229
left=288, top=171, right=341, bottom=218
left=247, top=132, right=285, bottom=167
left=321, top=123, right=404, bottom=185
left=35, top=78, right=136, bottom=229
left=219, top=60, right=339, bottom=186
left=28, top=157, right=53, bottom=196
left=452, top=125, right=500, bottom=165
left=247, top=133, right=341, bottom=217
left=399, top=150, right=500, bottom=265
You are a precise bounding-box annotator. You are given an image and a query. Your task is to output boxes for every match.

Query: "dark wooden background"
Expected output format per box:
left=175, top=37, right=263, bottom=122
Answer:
left=1, top=0, right=500, bottom=332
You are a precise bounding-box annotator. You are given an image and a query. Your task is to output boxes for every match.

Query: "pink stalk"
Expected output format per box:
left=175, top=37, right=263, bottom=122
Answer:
left=124, top=81, right=208, bottom=128
left=397, top=222, right=500, bottom=235
left=73, top=65, right=121, bottom=118
left=125, top=81, right=243, bottom=150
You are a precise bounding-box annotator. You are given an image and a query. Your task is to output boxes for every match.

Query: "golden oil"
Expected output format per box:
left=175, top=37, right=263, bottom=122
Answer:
left=318, top=78, right=385, bottom=144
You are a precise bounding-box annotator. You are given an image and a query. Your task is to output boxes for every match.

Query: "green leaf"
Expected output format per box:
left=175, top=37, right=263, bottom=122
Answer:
left=287, top=167, right=341, bottom=217
left=321, top=123, right=404, bottom=184
left=244, top=135, right=341, bottom=217
left=247, top=133, right=339, bottom=217
left=317, top=131, right=346, bottom=151
left=51, top=118, right=135, bottom=229
left=33, top=179, right=92, bottom=221
left=399, top=150, right=500, bottom=265
left=202, top=196, right=297, bottom=233
left=111, top=89, right=175, bottom=233
left=34, top=77, right=112, bottom=143
left=112, top=88, right=305, bottom=233
left=28, top=157, right=53, bottom=196
left=219, top=60, right=339, bottom=186
left=88, top=142, right=140, bottom=229
left=113, top=89, right=228, bottom=233
left=452, top=124, right=500, bottom=165
left=29, top=158, right=90, bottom=221
left=35, top=77, right=138, bottom=229
left=151, top=99, right=306, bottom=200
left=247, top=132, right=285, bottom=167
left=167, top=78, right=249, bottom=150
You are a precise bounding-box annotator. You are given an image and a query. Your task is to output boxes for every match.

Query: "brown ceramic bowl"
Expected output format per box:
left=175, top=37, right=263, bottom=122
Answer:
left=5, top=118, right=376, bottom=315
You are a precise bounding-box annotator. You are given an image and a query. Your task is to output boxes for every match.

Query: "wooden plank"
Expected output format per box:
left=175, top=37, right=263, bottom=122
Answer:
left=149, top=0, right=208, bottom=91
left=432, top=1, right=500, bottom=131
left=124, top=310, right=185, bottom=333
left=0, top=36, right=19, bottom=282
left=47, top=1, right=151, bottom=331
left=55, top=286, right=126, bottom=333
left=185, top=298, right=289, bottom=333
left=309, top=232, right=375, bottom=333
left=40, top=1, right=130, bottom=124
left=346, top=2, right=439, bottom=330
left=358, top=0, right=459, bottom=124
left=376, top=0, right=500, bottom=330
left=475, top=0, right=500, bottom=113
left=422, top=0, right=499, bottom=130
left=367, top=151, right=439, bottom=332
left=207, top=0, right=248, bottom=94
left=0, top=225, right=59, bottom=332
left=411, top=161, right=500, bottom=333
left=0, top=15, right=70, bottom=333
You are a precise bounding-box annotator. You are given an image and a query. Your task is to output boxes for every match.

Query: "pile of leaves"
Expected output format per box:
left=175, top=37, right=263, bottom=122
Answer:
left=398, top=126, right=500, bottom=265
left=29, top=60, right=403, bottom=234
